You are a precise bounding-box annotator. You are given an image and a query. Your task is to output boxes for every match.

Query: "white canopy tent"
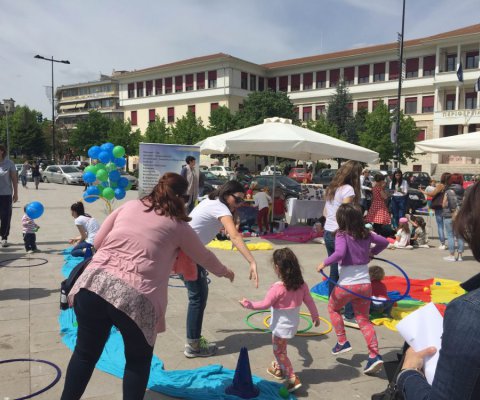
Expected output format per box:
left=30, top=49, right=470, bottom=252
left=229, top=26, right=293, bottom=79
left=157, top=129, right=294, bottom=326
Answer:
left=415, top=132, right=480, bottom=158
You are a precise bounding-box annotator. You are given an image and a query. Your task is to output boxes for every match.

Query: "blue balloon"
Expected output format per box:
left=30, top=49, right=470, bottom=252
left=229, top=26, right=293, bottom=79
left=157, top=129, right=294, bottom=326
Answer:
left=83, top=192, right=97, bottom=203
left=114, top=157, right=126, bottom=168
left=98, top=151, right=111, bottom=164
left=82, top=171, right=96, bottom=184
left=108, top=170, right=121, bottom=182
left=25, top=201, right=44, bottom=219
left=101, top=142, right=115, bottom=153
left=86, top=185, right=100, bottom=196
left=117, top=177, right=129, bottom=188
left=114, top=187, right=126, bottom=200
left=87, top=145, right=101, bottom=159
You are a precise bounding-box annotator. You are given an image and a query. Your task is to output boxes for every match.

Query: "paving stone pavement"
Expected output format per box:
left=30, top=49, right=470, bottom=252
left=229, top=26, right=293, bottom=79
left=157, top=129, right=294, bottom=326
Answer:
left=1, top=183, right=477, bottom=399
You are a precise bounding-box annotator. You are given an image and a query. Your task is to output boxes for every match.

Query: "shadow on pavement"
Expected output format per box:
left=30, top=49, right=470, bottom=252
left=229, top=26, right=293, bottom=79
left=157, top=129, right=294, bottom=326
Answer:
left=0, top=287, right=58, bottom=301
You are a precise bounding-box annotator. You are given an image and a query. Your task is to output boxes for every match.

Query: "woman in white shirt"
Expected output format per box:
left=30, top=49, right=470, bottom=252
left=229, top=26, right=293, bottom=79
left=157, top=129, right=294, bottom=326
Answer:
left=69, top=202, right=100, bottom=257
left=389, top=170, right=409, bottom=229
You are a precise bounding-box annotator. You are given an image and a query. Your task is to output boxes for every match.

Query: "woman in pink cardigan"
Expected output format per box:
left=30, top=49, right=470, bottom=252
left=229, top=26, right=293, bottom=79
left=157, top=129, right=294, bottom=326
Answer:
left=61, top=173, right=234, bottom=400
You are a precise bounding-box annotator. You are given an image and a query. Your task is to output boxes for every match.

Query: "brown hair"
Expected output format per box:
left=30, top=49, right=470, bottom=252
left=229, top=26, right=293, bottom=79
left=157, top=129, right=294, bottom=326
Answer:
left=454, top=182, right=480, bottom=261
left=325, top=160, right=362, bottom=203
left=336, top=203, right=369, bottom=240
left=440, top=172, right=451, bottom=185
left=369, top=265, right=385, bottom=281
left=398, top=221, right=410, bottom=234
left=141, top=172, right=190, bottom=222
left=273, top=248, right=304, bottom=291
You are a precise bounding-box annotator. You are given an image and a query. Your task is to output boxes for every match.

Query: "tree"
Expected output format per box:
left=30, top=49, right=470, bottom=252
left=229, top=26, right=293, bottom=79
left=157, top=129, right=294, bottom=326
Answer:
left=144, top=116, right=170, bottom=144
left=306, top=114, right=339, bottom=138
left=170, top=111, right=208, bottom=145
left=108, top=119, right=137, bottom=155
left=326, top=80, right=357, bottom=143
left=235, top=90, right=299, bottom=129
left=208, top=106, right=237, bottom=134
left=359, top=102, right=419, bottom=166
left=69, top=110, right=110, bottom=155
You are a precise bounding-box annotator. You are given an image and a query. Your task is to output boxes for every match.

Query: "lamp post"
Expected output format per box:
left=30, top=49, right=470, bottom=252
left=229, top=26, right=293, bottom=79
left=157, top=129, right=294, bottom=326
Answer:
left=34, top=55, right=70, bottom=162
left=2, top=98, right=15, bottom=159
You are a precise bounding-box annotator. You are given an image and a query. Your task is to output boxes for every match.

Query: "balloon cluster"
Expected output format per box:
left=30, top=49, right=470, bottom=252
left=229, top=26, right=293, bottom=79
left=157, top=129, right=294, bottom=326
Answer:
left=83, top=143, right=131, bottom=204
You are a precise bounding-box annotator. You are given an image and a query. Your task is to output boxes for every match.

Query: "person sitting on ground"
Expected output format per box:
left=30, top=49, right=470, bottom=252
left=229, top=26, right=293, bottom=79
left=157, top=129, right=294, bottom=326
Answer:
left=411, top=216, right=429, bottom=248
left=69, top=202, right=100, bottom=258
left=388, top=217, right=413, bottom=250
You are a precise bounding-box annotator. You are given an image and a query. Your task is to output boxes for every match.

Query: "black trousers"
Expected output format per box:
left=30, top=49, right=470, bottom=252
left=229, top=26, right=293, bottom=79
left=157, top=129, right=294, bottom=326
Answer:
left=23, top=233, right=37, bottom=251
left=61, top=290, right=154, bottom=400
left=0, top=195, right=12, bottom=240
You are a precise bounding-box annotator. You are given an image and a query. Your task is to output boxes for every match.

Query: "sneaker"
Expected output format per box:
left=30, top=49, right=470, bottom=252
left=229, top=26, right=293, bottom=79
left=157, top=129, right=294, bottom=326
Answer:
left=419, top=244, right=430, bottom=248
left=27, top=250, right=34, bottom=254
left=1, top=239, right=8, bottom=248
left=443, top=255, right=456, bottom=262
left=364, top=355, right=384, bottom=375
left=457, top=255, right=464, bottom=262
left=285, top=375, right=302, bottom=392
left=266, top=361, right=284, bottom=380
left=343, top=316, right=360, bottom=329
left=184, top=337, right=217, bottom=358
left=332, top=341, right=352, bottom=355
left=438, top=244, right=446, bottom=250
left=33, top=249, right=41, bottom=253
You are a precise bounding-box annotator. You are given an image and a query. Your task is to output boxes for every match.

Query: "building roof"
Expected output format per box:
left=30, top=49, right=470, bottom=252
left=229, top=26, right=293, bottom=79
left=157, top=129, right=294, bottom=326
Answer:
left=262, top=23, right=480, bottom=69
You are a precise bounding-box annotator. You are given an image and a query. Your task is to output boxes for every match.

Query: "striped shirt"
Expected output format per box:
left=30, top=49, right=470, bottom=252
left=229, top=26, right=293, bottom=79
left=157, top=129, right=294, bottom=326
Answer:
left=22, top=214, right=38, bottom=234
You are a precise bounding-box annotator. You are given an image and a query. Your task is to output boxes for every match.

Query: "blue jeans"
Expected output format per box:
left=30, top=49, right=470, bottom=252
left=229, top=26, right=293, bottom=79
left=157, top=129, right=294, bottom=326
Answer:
left=324, top=230, right=339, bottom=297
left=434, top=209, right=445, bottom=245
left=20, top=174, right=27, bottom=187
left=444, top=217, right=464, bottom=255
left=184, top=265, right=209, bottom=340
left=391, top=196, right=407, bottom=228
left=71, top=241, right=93, bottom=258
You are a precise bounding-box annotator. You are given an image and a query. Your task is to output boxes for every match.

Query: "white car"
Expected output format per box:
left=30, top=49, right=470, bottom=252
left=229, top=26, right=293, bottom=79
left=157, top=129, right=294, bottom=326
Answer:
left=260, top=165, right=282, bottom=176
left=208, top=165, right=235, bottom=178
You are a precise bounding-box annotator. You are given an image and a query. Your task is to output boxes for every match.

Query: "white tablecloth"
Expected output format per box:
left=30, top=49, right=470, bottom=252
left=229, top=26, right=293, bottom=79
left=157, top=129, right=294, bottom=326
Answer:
left=286, top=198, right=325, bottom=225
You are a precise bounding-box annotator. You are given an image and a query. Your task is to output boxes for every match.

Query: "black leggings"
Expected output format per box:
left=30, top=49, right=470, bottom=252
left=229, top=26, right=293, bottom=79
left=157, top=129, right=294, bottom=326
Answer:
left=61, top=290, right=154, bottom=400
left=0, top=195, right=12, bottom=240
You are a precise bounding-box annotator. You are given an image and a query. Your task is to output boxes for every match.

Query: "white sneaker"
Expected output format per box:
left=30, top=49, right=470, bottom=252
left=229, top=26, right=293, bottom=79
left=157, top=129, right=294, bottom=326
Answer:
left=1, top=239, right=8, bottom=248
left=419, top=244, right=430, bottom=248
left=457, top=255, right=464, bottom=262
left=27, top=250, right=34, bottom=254
left=443, top=255, right=456, bottom=262
left=438, top=244, right=446, bottom=250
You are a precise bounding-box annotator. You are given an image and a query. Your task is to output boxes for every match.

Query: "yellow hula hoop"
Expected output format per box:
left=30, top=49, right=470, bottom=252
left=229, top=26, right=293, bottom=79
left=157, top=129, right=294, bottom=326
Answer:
left=263, top=312, right=332, bottom=336
left=81, top=195, right=113, bottom=215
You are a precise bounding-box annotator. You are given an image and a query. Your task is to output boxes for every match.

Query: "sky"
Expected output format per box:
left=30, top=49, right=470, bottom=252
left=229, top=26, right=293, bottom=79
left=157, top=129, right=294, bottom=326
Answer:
left=0, top=0, right=479, bottom=117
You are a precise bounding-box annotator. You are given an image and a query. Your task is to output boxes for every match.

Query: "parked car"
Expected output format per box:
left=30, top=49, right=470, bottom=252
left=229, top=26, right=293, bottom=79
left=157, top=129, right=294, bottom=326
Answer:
left=403, top=171, right=431, bottom=189
left=253, top=175, right=301, bottom=199
left=209, top=165, right=235, bottom=179
left=260, top=165, right=282, bottom=176
left=68, top=160, right=90, bottom=170
left=288, top=167, right=312, bottom=183
left=119, top=170, right=138, bottom=190
left=200, top=171, right=225, bottom=195
left=199, top=165, right=209, bottom=172
left=235, top=165, right=250, bottom=174
left=462, top=173, right=476, bottom=189
left=42, top=165, right=83, bottom=185
left=312, top=169, right=338, bottom=186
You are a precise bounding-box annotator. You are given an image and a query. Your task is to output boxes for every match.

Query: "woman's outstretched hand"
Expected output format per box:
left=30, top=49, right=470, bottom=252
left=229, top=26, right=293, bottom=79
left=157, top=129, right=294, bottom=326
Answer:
left=249, top=261, right=259, bottom=288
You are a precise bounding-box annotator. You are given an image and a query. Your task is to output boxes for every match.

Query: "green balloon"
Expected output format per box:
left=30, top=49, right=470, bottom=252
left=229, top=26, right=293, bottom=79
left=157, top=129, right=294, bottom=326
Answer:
left=112, top=145, right=125, bottom=158
left=84, top=165, right=97, bottom=174
left=106, top=162, right=116, bottom=172
left=96, top=169, right=108, bottom=181
left=95, top=162, right=106, bottom=170
left=102, top=187, right=115, bottom=200
left=125, top=182, right=132, bottom=191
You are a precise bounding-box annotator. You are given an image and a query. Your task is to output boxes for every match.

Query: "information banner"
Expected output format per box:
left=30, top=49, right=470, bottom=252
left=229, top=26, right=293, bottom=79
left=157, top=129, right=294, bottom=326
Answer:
left=138, top=143, right=200, bottom=197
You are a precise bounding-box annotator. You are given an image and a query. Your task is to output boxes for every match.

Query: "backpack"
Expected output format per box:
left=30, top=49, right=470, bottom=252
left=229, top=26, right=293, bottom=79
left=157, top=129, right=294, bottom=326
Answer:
left=371, top=343, right=408, bottom=400
left=60, top=257, right=92, bottom=310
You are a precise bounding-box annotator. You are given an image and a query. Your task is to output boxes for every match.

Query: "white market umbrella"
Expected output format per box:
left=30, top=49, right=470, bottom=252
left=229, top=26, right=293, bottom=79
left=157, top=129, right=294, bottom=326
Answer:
left=415, top=132, right=480, bottom=158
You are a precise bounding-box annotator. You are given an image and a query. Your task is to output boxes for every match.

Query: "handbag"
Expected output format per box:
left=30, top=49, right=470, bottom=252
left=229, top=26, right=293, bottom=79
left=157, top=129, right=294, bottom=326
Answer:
left=371, top=343, right=408, bottom=400
left=60, top=257, right=92, bottom=310
left=430, top=190, right=444, bottom=209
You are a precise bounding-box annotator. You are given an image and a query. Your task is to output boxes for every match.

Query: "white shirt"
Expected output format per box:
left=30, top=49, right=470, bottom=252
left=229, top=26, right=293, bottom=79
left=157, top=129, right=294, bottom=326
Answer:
left=395, top=229, right=411, bottom=247
left=338, top=264, right=370, bottom=285
left=253, top=192, right=271, bottom=210
left=324, top=184, right=355, bottom=232
left=391, top=180, right=409, bottom=197
left=75, top=215, right=100, bottom=244
left=271, top=306, right=301, bottom=339
left=189, top=198, right=232, bottom=244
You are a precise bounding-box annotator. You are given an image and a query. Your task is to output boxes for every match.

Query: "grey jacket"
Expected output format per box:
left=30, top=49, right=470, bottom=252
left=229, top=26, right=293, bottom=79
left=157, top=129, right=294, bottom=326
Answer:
left=442, top=184, right=464, bottom=219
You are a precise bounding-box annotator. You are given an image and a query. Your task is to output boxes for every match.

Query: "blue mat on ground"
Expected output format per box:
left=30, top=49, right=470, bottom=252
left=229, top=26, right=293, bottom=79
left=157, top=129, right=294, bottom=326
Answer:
left=59, top=251, right=294, bottom=399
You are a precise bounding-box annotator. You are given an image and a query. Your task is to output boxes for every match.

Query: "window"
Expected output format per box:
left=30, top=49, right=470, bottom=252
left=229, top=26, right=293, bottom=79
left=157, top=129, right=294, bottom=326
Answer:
left=316, top=71, right=326, bottom=88
left=357, top=101, right=368, bottom=111
left=208, top=70, right=217, bottom=88
left=466, top=51, right=479, bottom=69
left=155, top=79, right=162, bottom=95
left=423, top=55, right=435, bottom=76
left=373, top=63, right=385, bottom=82
left=148, top=109, right=155, bottom=123
left=188, top=105, right=196, bottom=117
left=279, top=76, right=288, bottom=92
left=347, top=103, right=353, bottom=114
left=128, top=83, right=135, bottom=98
left=131, top=111, right=137, bottom=125
left=329, top=69, right=339, bottom=87
left=445, top=94, right=455, bottom=110
left=343, top=67, right=354, bottom=85
left=175, top=76, right=183, bottom=93
left=258, top=77, right=265, bottom=91
left=145, top=81, right=153, bottom=96
left=268, top=77, right=276, bottom=91
left=302, top=106, right=312, bottom=121
left=446, top=54, right=457, bottom=72
left=388, top=99, right=398, bottom=112
left=422, top=96, right=434, bottom=113
left=196, top=72, right=205, bottom=90
left=465, top=92, right=477, bottom=109
left=405, top=97, right=418, bottom=114
left=315, top=105, right=325, bottom=118
left=416, top=129, right=426, bottom=142
left=186, top=74, right=194, bottom=91
left=291, top=74, right=300, bottom=91
left=358, top=65, right=369, bottom=83
left=210, top=103, right=219, bottom=113
left=372, top=100, right=381, bottom=110
left=389, top=60, right=399, bottom=80
left=165, top=77, right=173, bottom=93
left=469, top=124, right=478, bottom=133
left=136, top=82, right=144, bottom=97
left=303, top=72, right=313, bottom=90
left=241, top=72, right=248, bottom=90
left=406, top=58, right=419, bottom=78
left=250, top=74, right=256, bottom=91
left=167, top=107, right=174, bottom=123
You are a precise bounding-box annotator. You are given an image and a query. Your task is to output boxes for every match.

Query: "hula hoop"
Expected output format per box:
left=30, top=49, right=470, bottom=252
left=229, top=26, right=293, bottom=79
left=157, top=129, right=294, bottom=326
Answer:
left=81, top=195, right=112, bottom=214
left=263, top=312, right=333, bottom=336
left=319, top=257, right=410, bottom=303
left=0, top=358, right=61, bottom=399
left=245, top=310, right=312, bottom=333
left=0, top=257, right=49, bottom=268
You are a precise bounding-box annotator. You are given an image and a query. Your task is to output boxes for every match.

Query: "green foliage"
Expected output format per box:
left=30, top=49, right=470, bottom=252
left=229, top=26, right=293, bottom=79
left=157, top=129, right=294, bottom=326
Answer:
left=145, top=116, right=171, bottom=144
left=170, top=111, right=208, bottom=145
left=208, top=106, right=237, bottom=134
left=306, top=114, right=339, bottom=138
left=108, top=119, right=139, bottom=156
left=326, top=80, right=356, bottom=143
left=69, top=110, right=110, bottom=154
left=359, top=102, right=419, bottom=165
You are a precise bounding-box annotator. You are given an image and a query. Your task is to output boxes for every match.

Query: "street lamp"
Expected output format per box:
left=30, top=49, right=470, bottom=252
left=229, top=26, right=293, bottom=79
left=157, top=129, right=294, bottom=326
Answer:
left=2, top=98, right=15, bottom=159
left=34, top=54, right=70, bottom=162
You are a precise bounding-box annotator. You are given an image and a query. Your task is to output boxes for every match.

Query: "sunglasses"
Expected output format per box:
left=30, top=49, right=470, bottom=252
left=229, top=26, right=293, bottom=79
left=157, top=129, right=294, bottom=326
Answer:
left=232, top=194, right=244, bottom=204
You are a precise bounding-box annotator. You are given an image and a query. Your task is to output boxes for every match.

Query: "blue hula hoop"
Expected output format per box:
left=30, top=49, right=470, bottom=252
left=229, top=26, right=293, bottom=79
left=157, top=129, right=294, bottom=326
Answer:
left=319, top=257, right=410, bottom=303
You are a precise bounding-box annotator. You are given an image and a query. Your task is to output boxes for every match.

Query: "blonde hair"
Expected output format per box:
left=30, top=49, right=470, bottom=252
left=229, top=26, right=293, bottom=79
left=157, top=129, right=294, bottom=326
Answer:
left=325, top=160, right=362, bottom=203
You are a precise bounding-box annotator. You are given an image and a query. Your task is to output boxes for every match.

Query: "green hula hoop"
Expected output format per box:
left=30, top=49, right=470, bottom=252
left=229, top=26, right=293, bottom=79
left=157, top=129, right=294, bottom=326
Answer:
left=245, top=310, right=313, bottom=333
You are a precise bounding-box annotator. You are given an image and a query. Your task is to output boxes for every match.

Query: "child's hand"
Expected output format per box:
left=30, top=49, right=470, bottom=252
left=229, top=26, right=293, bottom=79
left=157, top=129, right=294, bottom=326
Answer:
left=68, top=238, right=76, bottom=244
left=225, top=268, right=235, bottom=282
left=316, top=262, right=325, bottom=272
left=313, top=318, right=320, bottom=327
left=238, top=298, right=248, bottom=308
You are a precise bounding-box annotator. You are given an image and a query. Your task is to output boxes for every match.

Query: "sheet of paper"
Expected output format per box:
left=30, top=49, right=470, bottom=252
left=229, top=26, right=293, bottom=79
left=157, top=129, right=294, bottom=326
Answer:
left=396, top=302, right=443, bottom=384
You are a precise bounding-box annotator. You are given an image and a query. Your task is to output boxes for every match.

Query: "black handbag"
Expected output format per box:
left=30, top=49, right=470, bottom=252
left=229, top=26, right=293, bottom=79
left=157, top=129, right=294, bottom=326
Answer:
left=60, top=257, right=92, bottom=310
left=371, top=343, right=408, bottom=400
left=430, top=190, right=444, bottom=210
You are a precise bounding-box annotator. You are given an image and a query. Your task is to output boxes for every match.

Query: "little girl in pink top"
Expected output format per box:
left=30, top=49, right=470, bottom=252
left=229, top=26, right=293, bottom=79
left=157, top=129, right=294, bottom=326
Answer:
left=240, top=248, right=319, bottom=393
